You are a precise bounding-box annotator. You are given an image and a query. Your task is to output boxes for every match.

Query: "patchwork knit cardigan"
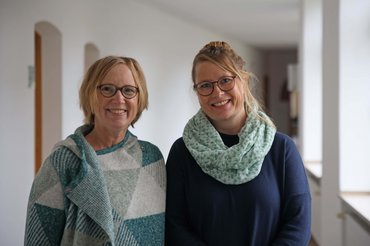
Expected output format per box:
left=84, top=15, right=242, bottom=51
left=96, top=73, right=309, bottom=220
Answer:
left=24, top=125, right=166, bottom=246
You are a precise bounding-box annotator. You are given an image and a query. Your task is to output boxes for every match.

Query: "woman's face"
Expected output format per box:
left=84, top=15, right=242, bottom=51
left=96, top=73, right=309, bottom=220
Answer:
left=194, top=61, right=246, bottom=130
left=93, top=64, right=138, bottom=134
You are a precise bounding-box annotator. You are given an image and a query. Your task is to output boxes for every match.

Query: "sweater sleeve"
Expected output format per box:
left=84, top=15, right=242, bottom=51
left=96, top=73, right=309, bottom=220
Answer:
left=24, top=150, right=68, bottom=246
left=272, top=136, right=312, bottom=246
left=165, top=139, right=207, bottom=246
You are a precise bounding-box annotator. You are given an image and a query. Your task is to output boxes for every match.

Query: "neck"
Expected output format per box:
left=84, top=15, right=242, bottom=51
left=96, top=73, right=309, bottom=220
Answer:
left=212, top=112, right=247, bottom=135
left=85, top=127, right=127, bottom=151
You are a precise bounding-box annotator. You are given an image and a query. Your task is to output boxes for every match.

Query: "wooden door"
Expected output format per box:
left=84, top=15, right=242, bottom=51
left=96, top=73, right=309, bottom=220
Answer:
left=35, top=31, right=42, bottom=174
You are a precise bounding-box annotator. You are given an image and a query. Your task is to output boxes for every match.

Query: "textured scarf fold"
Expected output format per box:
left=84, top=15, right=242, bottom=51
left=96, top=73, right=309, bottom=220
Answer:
left=183, top=110, right=276, bottom=185
left=62, top=125, right=116, bottom=242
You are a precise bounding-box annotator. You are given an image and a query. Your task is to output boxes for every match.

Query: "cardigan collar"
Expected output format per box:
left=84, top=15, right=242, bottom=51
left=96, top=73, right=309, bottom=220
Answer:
left=57, top=125, right=115, bottom=242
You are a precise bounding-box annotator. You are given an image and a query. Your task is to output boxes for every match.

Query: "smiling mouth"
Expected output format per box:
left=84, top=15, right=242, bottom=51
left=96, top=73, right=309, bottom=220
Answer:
left=212, top=99, right=230, bottom=107
left=108, top=109, right=127, bottom=114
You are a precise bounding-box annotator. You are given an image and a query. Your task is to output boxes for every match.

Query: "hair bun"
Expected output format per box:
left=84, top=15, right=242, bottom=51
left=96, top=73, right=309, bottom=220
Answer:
left=193, top=40, right=245, bottom=73
left=206, top=41, right=229, bottom=48
left=202, top=41, right=233, bottom=56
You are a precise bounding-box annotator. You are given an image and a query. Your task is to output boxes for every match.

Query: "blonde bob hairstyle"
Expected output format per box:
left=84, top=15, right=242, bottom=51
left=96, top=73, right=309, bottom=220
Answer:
left=79, top=56, right=149, bottom=127
left=191, top=41, right=274, bottom=127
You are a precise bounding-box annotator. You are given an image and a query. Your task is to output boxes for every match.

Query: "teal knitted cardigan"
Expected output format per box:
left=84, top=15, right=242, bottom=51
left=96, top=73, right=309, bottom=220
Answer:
left=24, top=125, right=166, bottom=245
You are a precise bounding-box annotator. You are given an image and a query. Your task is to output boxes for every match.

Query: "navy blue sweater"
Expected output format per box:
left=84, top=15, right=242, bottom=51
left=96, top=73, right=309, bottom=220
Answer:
left=165, top=132, right=311, bottom=246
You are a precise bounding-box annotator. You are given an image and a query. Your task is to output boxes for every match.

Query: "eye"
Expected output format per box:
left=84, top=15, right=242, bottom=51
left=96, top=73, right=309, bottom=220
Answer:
left=100, top=85, right=116, bottom=94
left=219, top=77, right=233, bottom=85
left=122, top=86, right=137, bottom=96
left=198, top=82, right=213, bottom=89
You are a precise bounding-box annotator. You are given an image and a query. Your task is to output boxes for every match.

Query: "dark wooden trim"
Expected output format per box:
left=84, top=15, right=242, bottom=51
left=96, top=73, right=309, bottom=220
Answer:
left=35, top=31, right=42, bottom=175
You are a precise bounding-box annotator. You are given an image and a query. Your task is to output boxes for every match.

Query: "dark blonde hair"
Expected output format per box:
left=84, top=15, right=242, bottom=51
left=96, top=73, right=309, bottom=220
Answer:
left=192, top=41, right=274, bottom=126
left=79, top=56, right=148, bottom=127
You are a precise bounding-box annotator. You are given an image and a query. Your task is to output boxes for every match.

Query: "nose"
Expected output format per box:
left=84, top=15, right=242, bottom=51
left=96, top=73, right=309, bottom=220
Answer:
left=212, top=84, right=224, bottom=95
left=112, top=89, right=126, bottom=101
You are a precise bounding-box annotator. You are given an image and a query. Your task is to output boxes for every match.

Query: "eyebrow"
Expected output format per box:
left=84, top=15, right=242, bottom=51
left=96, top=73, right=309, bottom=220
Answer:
left=197, top=75, right=233, bottom=83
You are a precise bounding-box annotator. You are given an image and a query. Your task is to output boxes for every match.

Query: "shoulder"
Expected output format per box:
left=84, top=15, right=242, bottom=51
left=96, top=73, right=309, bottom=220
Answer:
left=168, top=137, right=189, bottom=157
left=170, top=137, right=186, bottom=150
left=271, top=131, right=298, bottom=151
left=43, top=139, right=86, bottom=187
left=49, top=138, right=82, bottom=169
left=137, top=139, right=163, bottom=157
left=137, top=139, right=164, bottom=165
left=273, top=131, right=295, bottom=144
left=265, top=131, right=302, bottom=163
left=166, top=137, right=193, bottom=168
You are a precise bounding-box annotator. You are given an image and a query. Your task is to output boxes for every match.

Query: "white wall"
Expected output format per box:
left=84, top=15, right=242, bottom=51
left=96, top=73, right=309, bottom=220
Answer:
left=343, top=214, right=370, bottom=246
left=339, top=0, right=370, bottom=191
left=321, top=0, right=370, bottom=245
left=0, top=0, right=263, bottom=244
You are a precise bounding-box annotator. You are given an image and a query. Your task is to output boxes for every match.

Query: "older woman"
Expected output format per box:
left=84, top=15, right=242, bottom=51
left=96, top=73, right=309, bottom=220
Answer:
left=25, top=56, right=166, bottom=245
left=165, top=42, right=311, bottom=246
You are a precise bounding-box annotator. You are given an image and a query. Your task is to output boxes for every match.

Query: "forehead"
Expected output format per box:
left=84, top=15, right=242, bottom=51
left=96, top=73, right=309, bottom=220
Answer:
left=102, top=63, right=135, bottom=85
left=195, top=61, right=231, bottom=82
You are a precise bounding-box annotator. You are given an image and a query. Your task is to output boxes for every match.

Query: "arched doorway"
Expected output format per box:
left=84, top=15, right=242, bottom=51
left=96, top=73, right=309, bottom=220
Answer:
left=34, top=22, right=62, bottom=174
left=84, top=42, right=100, bottom=73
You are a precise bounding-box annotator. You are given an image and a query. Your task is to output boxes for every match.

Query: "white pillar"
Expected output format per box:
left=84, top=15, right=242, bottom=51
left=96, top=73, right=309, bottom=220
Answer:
left=299, top=0, right=323, bottom=244
left=298, top=0, right=322, bottom=162
left=321, top=0, right=341, bottom=245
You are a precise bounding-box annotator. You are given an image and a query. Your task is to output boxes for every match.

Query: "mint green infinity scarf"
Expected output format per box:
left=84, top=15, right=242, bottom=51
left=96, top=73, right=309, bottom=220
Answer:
left=183, top=110, right=276, bottom=185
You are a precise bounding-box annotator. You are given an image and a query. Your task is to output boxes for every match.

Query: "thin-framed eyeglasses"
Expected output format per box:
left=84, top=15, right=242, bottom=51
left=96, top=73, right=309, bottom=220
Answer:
left=97, top=84, right=139, bottom=99
left=193, top=76, right=236, bottom=96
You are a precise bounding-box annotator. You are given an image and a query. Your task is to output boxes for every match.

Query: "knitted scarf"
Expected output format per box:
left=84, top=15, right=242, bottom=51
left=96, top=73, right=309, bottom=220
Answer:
left=183, top=110, right=276, bottom=185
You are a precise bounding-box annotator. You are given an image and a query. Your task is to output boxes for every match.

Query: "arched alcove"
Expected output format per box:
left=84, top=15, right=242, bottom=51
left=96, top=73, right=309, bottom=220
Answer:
left=84, top=42, right=100, bottom=73
left=34, top=21, right=62, bottom=174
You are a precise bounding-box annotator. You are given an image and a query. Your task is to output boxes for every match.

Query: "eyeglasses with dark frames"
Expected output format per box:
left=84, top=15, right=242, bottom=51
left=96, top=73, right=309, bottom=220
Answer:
left=193, top=76, right=236, bottom=96
left=97, top=84, right=139, bottom=99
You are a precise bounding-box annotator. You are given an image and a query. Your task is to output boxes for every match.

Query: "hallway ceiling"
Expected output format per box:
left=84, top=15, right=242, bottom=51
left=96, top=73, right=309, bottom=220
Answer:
left=137, top=0, right=301, bottom=50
